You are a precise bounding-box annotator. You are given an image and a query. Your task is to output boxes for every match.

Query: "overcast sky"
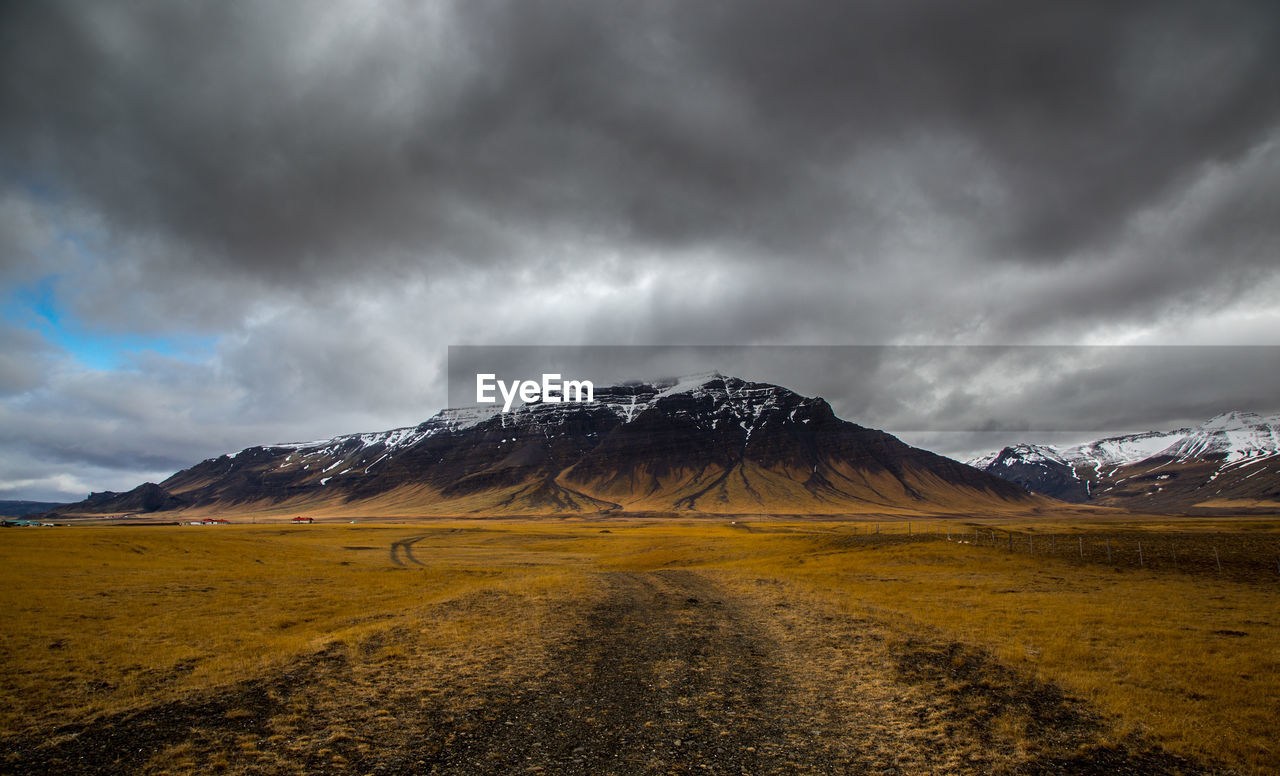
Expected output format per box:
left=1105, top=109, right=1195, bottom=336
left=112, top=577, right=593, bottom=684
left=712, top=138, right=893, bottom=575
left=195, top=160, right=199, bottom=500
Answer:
left=3, top=1, right=1279, bottom=501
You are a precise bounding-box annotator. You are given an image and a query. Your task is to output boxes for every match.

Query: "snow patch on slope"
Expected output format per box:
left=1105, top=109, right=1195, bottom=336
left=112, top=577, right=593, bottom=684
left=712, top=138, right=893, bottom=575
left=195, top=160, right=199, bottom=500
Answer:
left=970, top=411, right=1280, bottom=493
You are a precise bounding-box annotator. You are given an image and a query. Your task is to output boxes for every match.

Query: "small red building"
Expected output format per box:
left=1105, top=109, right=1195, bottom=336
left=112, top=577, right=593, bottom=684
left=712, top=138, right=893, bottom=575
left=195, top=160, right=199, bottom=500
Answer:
left=291, top=516, right=314, bottom=524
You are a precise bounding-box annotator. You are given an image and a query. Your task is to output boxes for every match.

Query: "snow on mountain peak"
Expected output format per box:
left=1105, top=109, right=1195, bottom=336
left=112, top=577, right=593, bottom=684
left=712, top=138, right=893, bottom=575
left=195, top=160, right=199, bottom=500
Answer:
left=1008, top=444, right=1069, bottom=466
left=259, top=375, right=821, bottom=478
left=655, top=370, right=727, bottom=390
left=1164, top=411, right=1279, bottom=463
left=411, top=374, right=800, bottom=437
left=972, top=410, right=1280, bottom=473
left=1062, top=429, right=1190, bottom=468
left=968, top=443, right=1067, bottom=470
left=1198, top=411, right=1263, bottom=431
left=966, top=451, right=999, bottom=469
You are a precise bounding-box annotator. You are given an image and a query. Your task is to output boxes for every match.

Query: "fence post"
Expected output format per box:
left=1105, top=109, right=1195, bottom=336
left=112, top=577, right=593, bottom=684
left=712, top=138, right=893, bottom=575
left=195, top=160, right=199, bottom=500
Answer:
left=1106, top=538, right=1112, bottom=565
left=1214, top=546, right=1222, bottom=573
left=908, top=521, right=911, bottom=537
left=1029, top=534, right=1033, bottom=555
left=1138, top=541, right=1144, bottom=568
left=1078, top=536, right=1083, bottom=559
left=1009, top=533, right=1014, bottom=552
left=1172, top=545, right=1177, bottom=570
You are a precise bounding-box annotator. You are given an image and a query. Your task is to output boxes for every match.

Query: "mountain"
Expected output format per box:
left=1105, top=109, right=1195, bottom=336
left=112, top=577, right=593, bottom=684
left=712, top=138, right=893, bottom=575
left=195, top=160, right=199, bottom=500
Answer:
left=969, top=411, right=1280, bottom=511
left=0, top=500, right=65, bottom=518
left=968, top=444, right=1091, bottom=503
left=51, top=374, right=1038, bottom=518
left=56, top=483, right=190, bottom=515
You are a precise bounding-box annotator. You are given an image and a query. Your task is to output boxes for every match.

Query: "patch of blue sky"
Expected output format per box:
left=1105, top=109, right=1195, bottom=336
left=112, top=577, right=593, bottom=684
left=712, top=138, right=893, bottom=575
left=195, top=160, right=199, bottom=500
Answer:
left=2, top=178, right=218, bottom=370
left=3, top=275, right=215, bottom=370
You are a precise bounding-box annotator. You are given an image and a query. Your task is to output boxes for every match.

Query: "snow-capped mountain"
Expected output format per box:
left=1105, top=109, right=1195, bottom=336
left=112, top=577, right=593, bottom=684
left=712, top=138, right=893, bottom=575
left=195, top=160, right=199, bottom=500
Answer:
left=969, top=443, right=1070, bottom=472
left=51, top=374, right=1036, bottom=517
left=969, top=412, right=1280, bottom=510
left=969, top=444, right=1090, bottom=503
left=1156, top=411, right=1280, bottom=464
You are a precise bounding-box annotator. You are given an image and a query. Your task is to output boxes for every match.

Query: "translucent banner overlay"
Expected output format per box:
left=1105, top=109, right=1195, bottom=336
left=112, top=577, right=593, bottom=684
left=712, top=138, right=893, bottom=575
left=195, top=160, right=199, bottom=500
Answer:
left=447, top=345, right=1280, bottom=437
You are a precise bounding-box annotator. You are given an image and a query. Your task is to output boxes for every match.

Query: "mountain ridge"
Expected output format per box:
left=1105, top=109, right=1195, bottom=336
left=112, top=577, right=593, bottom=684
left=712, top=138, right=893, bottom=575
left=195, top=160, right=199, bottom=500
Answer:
left=970, top=411, right=1280, bottom=510
left=49, top=374, right=1040, bottom=518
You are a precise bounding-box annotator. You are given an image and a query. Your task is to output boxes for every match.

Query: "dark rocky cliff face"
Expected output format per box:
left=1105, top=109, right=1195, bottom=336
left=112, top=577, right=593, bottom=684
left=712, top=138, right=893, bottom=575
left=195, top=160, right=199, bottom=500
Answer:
left=51, top=482, right=189, bottom=516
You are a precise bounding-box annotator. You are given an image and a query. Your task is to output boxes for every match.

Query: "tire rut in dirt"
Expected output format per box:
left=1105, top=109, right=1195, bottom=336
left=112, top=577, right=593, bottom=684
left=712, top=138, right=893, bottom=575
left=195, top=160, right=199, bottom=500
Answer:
left=413, top=569, right=814, bottom=776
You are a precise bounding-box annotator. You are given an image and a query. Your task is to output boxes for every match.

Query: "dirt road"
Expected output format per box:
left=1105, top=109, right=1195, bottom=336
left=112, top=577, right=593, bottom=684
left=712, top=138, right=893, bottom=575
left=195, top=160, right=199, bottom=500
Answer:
left=1, top=570, right=1220, bottom=775
left=409, top=570, right=1213, bottom=776
left=414, top=570, right=816, bottom=775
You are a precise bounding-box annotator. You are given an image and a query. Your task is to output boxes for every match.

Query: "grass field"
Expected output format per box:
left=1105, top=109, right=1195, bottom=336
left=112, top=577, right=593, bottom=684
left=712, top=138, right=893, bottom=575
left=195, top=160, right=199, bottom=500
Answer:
left=1, top=516, right=1277, bottom=774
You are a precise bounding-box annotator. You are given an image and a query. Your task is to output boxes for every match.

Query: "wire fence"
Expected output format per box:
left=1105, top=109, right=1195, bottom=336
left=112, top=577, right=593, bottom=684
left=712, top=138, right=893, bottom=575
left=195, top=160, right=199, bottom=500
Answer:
left=841, top=521, right=1280, bottom=582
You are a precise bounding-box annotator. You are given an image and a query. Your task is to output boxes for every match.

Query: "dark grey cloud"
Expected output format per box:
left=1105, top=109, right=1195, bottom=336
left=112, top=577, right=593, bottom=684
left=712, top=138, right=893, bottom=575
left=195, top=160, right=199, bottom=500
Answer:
left=6, top=1, right=1278, bottom=292
left=2, top=0, right=1280, bottom=498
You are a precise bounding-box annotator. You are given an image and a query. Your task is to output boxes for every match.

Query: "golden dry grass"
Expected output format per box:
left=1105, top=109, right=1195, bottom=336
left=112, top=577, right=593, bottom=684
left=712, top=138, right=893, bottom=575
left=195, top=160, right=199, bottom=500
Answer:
left=717, top=533, right=1280, bottom=773
left=0, top=525, right=587, bottom=733
left=1, top=515, right=1277, bottom=774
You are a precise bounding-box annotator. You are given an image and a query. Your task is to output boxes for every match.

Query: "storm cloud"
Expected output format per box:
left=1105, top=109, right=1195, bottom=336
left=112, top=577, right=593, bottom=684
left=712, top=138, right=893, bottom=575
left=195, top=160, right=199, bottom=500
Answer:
left=2, top=0, right=1279, bottom=500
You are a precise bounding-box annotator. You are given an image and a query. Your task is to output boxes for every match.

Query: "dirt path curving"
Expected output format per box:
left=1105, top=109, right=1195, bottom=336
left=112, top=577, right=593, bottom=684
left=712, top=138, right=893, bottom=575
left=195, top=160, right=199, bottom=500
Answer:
left=389, top=534, right=430, bottom=566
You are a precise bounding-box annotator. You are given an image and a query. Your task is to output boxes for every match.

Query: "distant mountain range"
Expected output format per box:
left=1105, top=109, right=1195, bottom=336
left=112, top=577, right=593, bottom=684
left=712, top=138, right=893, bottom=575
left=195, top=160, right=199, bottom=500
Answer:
left=969, top=411, right=1280, bottom=511
left=0, top=500, right=65, bottom=518
left=48, top=374, right=1036, bottom=518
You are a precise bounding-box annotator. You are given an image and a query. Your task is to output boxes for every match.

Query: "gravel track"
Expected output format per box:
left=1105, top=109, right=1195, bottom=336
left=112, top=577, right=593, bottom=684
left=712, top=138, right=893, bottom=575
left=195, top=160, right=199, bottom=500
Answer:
left=416, top=569, right=820, bottom=775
